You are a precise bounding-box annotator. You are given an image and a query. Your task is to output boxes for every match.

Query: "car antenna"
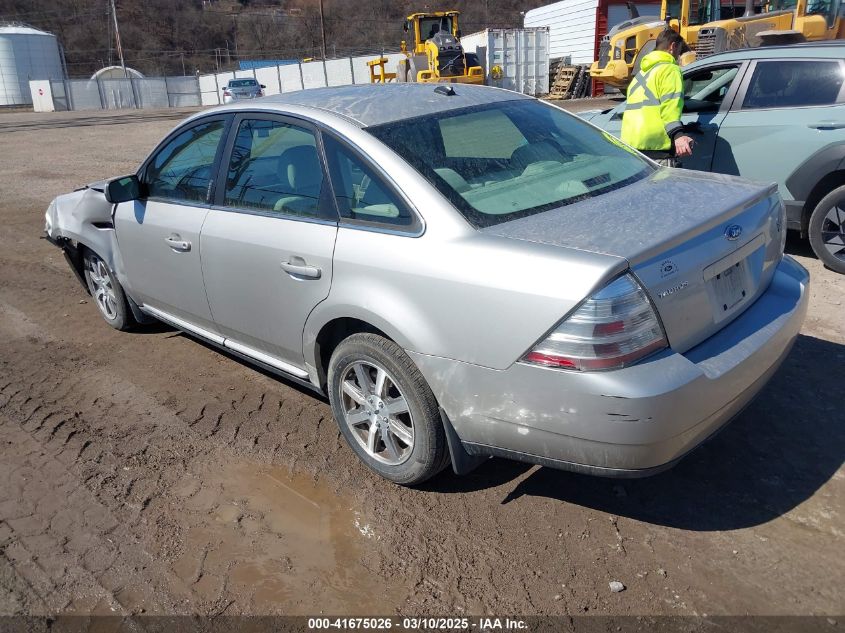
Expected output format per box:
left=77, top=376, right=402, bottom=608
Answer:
left=434, top=85, right=456, bottom=96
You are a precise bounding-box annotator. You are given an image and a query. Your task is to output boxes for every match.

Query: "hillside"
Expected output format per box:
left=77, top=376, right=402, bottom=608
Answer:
left=0, top=0, right=549, bottom=78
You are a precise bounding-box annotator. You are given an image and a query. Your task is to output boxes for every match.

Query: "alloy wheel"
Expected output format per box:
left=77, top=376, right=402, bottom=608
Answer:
left=87, top=256, right=118, bottom=321
left=338, top=361, right=414, bottom=465
left=821, top=203, right=845, bottom=262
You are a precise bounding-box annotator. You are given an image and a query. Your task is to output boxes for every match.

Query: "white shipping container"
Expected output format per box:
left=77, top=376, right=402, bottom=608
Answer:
left=459, top=28, right=550, bottom=96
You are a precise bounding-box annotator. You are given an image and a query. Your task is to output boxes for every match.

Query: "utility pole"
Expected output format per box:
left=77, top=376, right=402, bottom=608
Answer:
left=319, top=0, right=327, bottom=60
left=109, top=0, right=128, bottom=79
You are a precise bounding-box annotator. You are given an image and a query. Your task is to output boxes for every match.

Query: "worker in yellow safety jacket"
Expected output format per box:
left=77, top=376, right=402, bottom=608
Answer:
left=620, top=29, right=695, bottom=167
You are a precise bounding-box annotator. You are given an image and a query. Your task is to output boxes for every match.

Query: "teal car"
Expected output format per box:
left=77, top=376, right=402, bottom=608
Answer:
left=581, top=42, right=845, bottom=274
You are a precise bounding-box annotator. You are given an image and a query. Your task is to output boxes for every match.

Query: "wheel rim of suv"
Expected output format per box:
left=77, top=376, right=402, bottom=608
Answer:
left=338, top=361, right=414, bottom=465
left=821, top=203, right=845, bottom=262
left=88, top=256, right=118, bottom=320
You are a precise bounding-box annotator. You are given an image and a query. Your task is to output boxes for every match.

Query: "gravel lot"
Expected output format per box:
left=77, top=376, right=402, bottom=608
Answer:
left=0, top=105, right=842, bottom=618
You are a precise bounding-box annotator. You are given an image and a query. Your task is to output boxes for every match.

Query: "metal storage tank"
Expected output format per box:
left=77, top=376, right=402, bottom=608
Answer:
left=0, top=24, right=64, bottom=106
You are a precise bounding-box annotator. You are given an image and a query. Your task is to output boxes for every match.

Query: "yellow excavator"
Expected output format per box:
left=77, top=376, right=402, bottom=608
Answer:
left=590, top=0, right=844, bottom=88
left=368, top=11, right=484, bottom=84
left=696, top=0, right=845, bottom=55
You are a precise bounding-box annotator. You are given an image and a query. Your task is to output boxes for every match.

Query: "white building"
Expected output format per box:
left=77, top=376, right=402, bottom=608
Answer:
left=524, top=0, right=661, bottom=64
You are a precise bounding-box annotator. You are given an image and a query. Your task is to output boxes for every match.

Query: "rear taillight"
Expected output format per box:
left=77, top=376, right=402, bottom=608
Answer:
left=522, top=273, right=667, bottom=371
left=223, top=89, right=231, bottom=96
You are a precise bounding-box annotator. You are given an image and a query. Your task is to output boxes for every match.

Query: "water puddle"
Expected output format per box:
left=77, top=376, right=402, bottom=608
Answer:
left=171, top=460, right=395, bottom=614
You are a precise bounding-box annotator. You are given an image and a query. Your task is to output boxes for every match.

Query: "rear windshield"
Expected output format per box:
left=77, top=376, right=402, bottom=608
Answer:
left=366, top=100, right=652, bottom=228
left=229, top=79, right=258, bottom=87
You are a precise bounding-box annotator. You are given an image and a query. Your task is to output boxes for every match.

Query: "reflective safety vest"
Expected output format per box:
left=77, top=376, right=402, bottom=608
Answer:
left=620, top=50, right=684, bottom=152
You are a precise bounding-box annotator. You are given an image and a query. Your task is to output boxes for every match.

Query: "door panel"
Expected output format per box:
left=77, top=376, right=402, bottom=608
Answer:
left=200, top=213, right=336, bottom=365
left=114, top=117, right=227, bottom=331
left=713, top=60, right=845, bottom=203
left=114, top=200, right=215, bottom=329
left=679, top=110, right=723, bottom=172
left=201, top=116, right=338, bottom=369
left=678, top=64, right=743, bottom=172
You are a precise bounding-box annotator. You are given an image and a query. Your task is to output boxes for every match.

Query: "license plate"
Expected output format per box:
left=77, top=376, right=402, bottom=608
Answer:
left=712, top=260, right=747, bottom=313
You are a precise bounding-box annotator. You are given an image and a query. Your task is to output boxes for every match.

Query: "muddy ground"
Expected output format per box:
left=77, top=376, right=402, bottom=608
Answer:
left=0, top=106, right=842, bottom=618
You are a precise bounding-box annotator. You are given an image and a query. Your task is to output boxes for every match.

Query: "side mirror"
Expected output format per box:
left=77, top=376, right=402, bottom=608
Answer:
left=260, top=84, right=266, bottom=88
left=105, top=175, right=141, bottom=204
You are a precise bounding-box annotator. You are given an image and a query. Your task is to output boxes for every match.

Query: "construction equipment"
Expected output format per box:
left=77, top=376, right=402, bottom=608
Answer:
left=370, top=11, right=484, bottom=85
left=696, top=0, right=845, bottom=56
left=590, top=0, right=844, bottom=89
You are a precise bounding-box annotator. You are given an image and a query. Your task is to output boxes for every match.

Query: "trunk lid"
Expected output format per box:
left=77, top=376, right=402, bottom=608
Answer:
left=482, top=169, right=785, bottom=353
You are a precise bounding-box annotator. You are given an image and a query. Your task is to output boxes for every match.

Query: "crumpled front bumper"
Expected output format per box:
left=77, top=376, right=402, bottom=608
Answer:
left=411, top=255, right=810, bottom=477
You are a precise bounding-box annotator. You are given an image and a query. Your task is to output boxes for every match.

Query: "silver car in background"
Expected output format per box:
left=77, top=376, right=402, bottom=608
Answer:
left=222, top=78, right=265, bottom=103
left=43, top=84, right=809, bottom=485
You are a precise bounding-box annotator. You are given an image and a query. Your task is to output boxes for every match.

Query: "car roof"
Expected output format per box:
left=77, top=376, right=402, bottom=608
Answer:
left=218, top=83, right=530, bottom=127
left=686, top=41, right=845, bottom=68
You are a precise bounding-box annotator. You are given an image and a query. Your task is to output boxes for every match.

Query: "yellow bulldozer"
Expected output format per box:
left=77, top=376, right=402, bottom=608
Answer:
left=590, top=0, right=844, bottom=88
left=368, top=11, right=484, bottom=84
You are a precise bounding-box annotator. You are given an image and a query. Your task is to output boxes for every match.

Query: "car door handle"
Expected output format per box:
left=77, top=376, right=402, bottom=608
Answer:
left=164, top=236, right=191, bottom=252
left=281, top=257, right=321, bottom=279
left=808, top=121, right=845, bottom=130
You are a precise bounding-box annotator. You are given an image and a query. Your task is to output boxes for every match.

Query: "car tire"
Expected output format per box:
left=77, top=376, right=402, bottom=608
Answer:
left=808, top=185, right=845, bottom=274
left=82, top=249, right=135, bottom=330
left=327, top=333, right=450, bottom=486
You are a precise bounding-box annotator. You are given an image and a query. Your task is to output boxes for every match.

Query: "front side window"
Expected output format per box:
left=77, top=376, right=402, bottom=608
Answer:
left=742, top=60, right=844, bottom=109
left=322, top=135, right=416, bottom=228
left=223, top=118, right=325, bottom=217
left=684, top=65, right=740, bottom=108
left=145, top=119, right=225, bottom=202
left=367, top=100, right=652, bottom=229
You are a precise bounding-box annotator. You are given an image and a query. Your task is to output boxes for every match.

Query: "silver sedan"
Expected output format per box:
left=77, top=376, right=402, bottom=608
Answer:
left=43, top=84, right=809, bottom=485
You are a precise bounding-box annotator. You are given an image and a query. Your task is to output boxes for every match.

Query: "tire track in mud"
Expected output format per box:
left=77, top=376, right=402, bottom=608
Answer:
left=0, top=290, right=443, bottom=614
left=0, top=261, right=559, bottom=615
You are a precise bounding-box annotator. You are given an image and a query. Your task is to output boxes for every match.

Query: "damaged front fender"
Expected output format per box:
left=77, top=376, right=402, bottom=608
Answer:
left=44, top=179, right=129, bottom=292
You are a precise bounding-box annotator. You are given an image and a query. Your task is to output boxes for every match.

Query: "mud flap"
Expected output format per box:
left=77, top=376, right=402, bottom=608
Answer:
left=126, top=295, right=157, bottom=325
left=440, top=408, right=488, bottom=476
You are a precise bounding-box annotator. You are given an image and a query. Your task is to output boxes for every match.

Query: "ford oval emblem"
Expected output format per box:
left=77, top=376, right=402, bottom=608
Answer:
left=725, top=224, right=742, bottom=241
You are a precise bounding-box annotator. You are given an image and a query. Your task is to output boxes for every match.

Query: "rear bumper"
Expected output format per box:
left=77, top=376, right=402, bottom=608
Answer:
left=411, top=255, right=809, bottom=477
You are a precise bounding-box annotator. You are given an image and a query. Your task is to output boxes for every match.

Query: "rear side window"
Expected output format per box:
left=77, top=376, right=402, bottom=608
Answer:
left=223, top=118, right=325, bottom=218
left=322, top=135, right=417, bottom=229
left=742, top=60, right=844, bottom=109
left=145, top=120, right=225, bottom=202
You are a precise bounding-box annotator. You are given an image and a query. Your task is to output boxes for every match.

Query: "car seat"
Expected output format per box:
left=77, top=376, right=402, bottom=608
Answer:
left=273, top=145, right=323, bottom=215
